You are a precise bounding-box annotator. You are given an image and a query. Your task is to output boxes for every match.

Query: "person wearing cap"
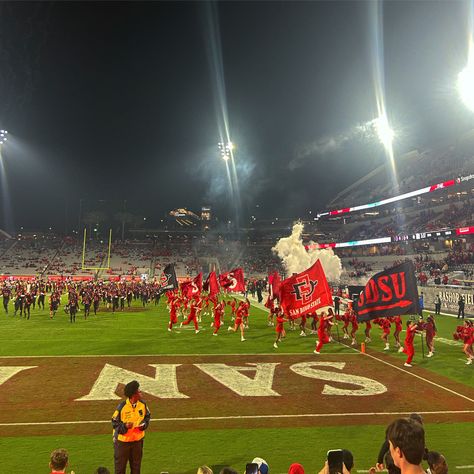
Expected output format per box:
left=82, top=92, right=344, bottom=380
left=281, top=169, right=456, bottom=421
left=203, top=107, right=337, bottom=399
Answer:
left=112, top=380, right=151, bottom=474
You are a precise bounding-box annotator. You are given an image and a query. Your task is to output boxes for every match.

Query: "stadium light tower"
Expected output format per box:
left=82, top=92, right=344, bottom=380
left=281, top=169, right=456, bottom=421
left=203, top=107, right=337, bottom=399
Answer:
left=218, top=141, right=233, bottom=161
left=458, top=41, right=474, bottom=112
left=0, top=130, right=8, bottom=146
left=374, top=115, right=394, bottom=149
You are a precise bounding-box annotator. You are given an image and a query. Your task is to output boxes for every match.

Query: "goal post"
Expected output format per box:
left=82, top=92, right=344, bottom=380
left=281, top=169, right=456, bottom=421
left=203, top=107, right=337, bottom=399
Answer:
left=81, top=228, right=112, bottom=271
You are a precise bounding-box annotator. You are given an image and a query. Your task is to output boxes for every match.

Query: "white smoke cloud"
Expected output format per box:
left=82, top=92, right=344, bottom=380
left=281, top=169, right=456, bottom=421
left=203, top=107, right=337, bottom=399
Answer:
left=272, top=222, right=342, bottom=282
left=289, top=119, right=381, bottom=170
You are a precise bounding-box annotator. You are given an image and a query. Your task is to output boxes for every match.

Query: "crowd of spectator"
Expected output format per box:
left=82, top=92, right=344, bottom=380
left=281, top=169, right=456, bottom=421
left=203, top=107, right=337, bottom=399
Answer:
left=47, top=414, right=449, bottom=474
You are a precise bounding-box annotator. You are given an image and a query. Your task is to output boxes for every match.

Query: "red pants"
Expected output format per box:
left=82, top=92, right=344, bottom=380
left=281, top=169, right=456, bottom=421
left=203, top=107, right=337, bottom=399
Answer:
left=403, top=343, right=414, bottom=364
left=316, top=333, right=330, bottom=352
left=213, top=321, right=221, bottom=334
left=182, top=315, right=198, bottom=330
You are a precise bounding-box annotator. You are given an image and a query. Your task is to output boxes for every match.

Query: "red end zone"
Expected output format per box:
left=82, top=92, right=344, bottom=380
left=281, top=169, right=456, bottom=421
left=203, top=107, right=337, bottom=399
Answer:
left=0, top=353, right=473, bottom=436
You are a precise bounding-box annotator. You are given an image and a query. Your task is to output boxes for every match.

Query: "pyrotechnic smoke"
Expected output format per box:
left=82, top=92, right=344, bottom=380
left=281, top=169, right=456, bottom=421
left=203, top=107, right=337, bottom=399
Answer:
left=272, top=222, right=342, bottom=282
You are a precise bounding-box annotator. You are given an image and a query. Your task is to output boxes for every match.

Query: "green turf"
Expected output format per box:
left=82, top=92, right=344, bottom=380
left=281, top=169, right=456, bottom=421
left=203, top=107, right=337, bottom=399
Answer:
left=3, top=422, right=473, bottom=474
left=0, top=299, right=471, bottom=387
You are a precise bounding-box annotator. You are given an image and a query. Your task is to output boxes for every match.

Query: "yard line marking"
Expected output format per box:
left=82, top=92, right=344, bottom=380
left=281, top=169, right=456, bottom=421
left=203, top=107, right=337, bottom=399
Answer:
left=456, top=466, right=474, bottom=470
left=1, top=410, right=473, bottom=427
left=337, top=342, right=474, bottom=403
left=0, top=352, right=360, bottom=359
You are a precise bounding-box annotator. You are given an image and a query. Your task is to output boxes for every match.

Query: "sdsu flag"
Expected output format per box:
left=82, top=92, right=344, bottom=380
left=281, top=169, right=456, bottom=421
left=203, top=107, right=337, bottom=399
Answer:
left=219, top=268, right=245, bottom=292
left=355, top=261, right=420, bottom=322
left=204, top=271, right=219, bottom=297
left=180, top=272, right=203, bottom=298
left=159, top=264, right=178, bottom=293
left=279, top=260, right=333, bottom=318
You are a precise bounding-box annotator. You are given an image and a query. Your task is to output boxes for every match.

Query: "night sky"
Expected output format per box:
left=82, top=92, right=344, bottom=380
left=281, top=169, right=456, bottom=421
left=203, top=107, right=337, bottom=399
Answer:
left=0, top=1, right=472, bottom=232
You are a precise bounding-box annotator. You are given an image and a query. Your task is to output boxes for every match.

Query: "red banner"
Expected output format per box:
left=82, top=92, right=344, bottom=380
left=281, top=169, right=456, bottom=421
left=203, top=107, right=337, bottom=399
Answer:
left=204, top=271, right=219, bottom=297
left=219, top=268, right=245, bottom=293
left=269, top=271, right=281, bottom=301
left=279, top=260, right=333, bottom=318
left=180, top=272, right=203, bottom=298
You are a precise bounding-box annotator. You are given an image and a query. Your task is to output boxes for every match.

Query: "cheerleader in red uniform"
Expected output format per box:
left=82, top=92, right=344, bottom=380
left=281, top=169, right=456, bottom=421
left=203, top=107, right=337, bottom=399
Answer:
left=180, top=299, right=200, bottom=333
left=380, top=318, right=392, bottom=351
left=168, top=299, right=179, bottom=331
left=314, top=310, right=334, bottom=354
left=342, top=309, right=351, bottom=339
left=273, top=305, right=288, bottom=348
left=265, top=295, right=275, bottom=326
left=349, top=309, right=359, bottom=346
left=212, top=300, right=225, bottom=335
left=400, top=319, right=419, bottom=367
left=455, top=320, right=474, bottom=365
left=228, top=300, right=246, bottom=341
left=364, top=320, right=372, bottom=343
left=392, top=315, right=403, bottom=348
left=423, top=315, right=437, bottom=357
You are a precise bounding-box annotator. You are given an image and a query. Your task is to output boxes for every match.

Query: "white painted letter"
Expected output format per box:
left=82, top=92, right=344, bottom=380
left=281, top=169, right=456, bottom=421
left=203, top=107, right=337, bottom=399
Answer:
left=195, top=363, right=280, bottom=397
left=0, top=366, right=36, bottom=386
left=77, top=363, right=189, bottom=401
left=290, top=362, right=387, bottom=396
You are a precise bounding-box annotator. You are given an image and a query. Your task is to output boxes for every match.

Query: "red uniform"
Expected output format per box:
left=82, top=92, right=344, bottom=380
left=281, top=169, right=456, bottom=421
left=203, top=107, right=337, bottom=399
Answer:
left=403, top=324, right=417, bottom=365
left=213, top=303, right=224, bottom=334
left=181, top=303, right=199, bottom=331
left=315, top=315, right=331, bottom=353
left=276, top=314, right=286, bottom=333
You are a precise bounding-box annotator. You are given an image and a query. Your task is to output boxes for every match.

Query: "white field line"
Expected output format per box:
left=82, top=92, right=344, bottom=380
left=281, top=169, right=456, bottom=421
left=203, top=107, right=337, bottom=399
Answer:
left=1, top=410, right=473, bottom=427
left=336, top=341, right=474, bottom=403
left=0, top=352, right=360, bottom=359
left=455, top=466, right=474, bottom=470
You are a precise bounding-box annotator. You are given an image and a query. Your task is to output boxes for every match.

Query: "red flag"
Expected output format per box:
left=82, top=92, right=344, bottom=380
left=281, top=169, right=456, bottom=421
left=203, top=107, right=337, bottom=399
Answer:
left=279, top=260, right=333, bottom=318
left=219, top=268, right=245, bottom=292
left=269, top=271, right=281, bottom=301
left=204, top=271, right=219, bottom=297
left=180, top=272, right=203, bottom=298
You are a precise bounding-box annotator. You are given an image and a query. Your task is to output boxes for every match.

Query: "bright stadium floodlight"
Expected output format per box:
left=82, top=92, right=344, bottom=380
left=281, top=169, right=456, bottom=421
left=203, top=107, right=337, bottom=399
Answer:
left=458, top=45, right=474, bottom=112
left=218, top=141, right=232, bottom=161
left=374, top=115, right=394, bottom=149
left=0, top=129, right=8, bottom=145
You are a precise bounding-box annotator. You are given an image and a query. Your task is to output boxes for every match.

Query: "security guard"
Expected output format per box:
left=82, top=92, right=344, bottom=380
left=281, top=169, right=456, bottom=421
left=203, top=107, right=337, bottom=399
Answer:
left=112, top=380, right=151, bottom=474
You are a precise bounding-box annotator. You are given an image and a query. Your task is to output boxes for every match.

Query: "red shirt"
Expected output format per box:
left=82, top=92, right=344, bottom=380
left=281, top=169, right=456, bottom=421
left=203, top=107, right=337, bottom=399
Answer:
left=405, top=324, right=417, bottom=345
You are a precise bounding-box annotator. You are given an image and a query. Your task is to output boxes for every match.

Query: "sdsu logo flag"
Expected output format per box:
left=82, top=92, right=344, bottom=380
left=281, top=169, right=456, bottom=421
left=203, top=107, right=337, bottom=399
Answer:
left=279, top=260, right=333, bottom=318
left=355, top=261, right=420, bottom=322
left=219, top=268, right=245, bottom=292
left=159, top=264, right=178, bottom=293
left=180, top=272, right=203, bottom=298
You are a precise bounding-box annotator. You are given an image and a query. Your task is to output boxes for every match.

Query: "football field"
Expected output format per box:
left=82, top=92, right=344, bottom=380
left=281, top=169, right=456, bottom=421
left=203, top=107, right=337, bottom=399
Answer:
left=0, top=298, right=473, bottom=473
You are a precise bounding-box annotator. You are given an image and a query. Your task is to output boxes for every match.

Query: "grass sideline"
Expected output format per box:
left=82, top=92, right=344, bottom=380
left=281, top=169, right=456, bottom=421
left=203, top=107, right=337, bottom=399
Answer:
left=0, top=297, right=473, bottom=472
left=3, top=423, right=473, bottom=474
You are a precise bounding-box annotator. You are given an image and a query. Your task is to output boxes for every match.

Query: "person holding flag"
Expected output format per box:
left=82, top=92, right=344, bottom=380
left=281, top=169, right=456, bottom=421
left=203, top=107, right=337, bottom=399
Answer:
left=423, top=315, right=436, bottom=358
left=314, top=309, right=334, bottom=354
left=398, top=318, right=420, bottom=367
left=227, top=300, right=246, bottom=341
left=180, top=298, right=200, bottom=334
left=212, top=300, right=225, bottom=336
left=392, top=315, right=403, bottom=349
left=364, top=320, right=372, bottom=343
left=273, top=304, right=288, bottom=349
left=381, top=318, right=392, bottom=351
